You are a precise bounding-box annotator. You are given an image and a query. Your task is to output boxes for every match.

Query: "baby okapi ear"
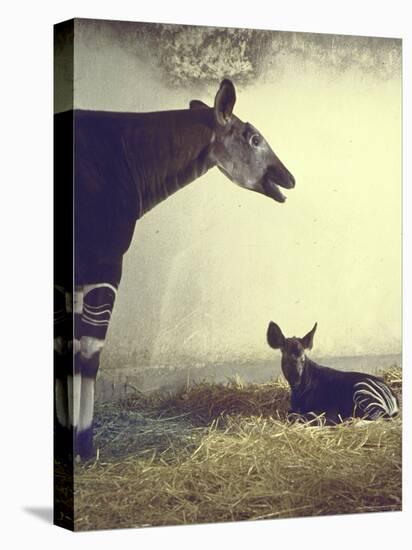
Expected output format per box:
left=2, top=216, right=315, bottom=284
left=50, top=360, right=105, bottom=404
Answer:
left=190, top=100, right=209, bottom=110
left=214, top=79, right=236, bottom=126
left=300, top=322, right=318, bottom=350
left=267, top=321, right=285, bottom=349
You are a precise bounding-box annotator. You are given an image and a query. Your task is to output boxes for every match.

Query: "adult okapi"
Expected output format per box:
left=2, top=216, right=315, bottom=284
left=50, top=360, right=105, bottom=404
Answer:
left=54, top=79, right=295, bottom=460
left=266, top=321, right=399, bottom=424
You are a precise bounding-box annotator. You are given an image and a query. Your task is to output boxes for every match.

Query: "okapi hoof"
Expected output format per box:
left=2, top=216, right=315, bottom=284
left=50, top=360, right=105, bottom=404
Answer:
left=75, top=427, right=96, bottom=462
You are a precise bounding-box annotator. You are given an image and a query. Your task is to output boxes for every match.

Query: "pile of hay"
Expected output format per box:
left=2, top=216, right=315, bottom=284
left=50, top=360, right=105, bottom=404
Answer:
left=125, top=375, right=291, bottom=424
left=73, top=366, right=402, bottom=531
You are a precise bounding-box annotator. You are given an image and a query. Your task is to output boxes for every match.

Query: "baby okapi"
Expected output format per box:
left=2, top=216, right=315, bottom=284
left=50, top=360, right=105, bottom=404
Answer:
left=266, top=322, right=399, bottom=424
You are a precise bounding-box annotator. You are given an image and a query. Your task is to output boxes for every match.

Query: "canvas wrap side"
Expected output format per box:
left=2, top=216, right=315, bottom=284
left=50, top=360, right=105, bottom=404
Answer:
left=53, top=18, right=75, bottom=532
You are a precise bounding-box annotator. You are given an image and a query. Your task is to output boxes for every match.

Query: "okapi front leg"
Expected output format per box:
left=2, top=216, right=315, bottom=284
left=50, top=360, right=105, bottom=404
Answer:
left=74, top=283, right=117, bottom=459
left=54, top=285, right=73, bottom=461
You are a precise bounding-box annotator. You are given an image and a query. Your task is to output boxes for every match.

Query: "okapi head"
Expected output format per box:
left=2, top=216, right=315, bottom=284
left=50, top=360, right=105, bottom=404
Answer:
left=190, top=79, right=295, bottom=203
left=267, top=322, right=318, bottom=386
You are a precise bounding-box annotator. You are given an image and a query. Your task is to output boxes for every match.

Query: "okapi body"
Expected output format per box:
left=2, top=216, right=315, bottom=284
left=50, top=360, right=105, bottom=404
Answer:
left=266, top=322, right=399, bottom=424
left=54, top=80, right=296, bottom=459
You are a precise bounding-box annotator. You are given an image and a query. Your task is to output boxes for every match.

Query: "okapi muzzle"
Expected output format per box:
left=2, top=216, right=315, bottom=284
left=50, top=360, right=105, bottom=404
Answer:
left=260, top=163, right=296, bottom=203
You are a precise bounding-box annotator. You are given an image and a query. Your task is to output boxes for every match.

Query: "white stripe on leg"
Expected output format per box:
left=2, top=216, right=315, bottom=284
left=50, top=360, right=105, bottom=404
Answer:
left=73, top=338, right=81, bottom=355
left=55, top=379, right=68, bottom=428
left=74, top=288, right=84, bottom=314
left=67, top=373, right=82, bottom=428
left=78, top=377, right=95, bottom=432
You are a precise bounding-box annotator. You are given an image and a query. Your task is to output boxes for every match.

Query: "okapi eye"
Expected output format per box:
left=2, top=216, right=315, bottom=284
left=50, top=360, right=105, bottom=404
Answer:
left=250, top=134, right=261, bottom=147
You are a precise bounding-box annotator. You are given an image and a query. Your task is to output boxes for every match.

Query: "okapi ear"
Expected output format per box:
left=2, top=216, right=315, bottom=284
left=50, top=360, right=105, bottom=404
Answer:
left=214, top=79, right=236, bottom=126
left=267, top=322, right=285, bottom=349
left=300, top=322, right=318, bottom=350
left=190, top=100, right=209, bottom=110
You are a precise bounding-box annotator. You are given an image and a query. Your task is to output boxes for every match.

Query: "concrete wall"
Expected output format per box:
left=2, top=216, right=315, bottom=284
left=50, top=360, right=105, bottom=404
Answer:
left=55, top=19, right=402, bottom=381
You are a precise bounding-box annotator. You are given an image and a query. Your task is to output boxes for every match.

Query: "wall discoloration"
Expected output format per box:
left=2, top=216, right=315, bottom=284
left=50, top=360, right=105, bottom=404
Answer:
left=55, top=19, right=401, bottom=373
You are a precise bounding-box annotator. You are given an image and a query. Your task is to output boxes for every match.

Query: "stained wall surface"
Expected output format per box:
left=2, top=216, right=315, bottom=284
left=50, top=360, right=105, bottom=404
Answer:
left=55, top=20, right=402, bottom=381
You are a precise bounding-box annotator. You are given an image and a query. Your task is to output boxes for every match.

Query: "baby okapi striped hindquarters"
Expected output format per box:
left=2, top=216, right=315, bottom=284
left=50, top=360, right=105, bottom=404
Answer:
left=54, top=79, right=296, bottom=460
left=266, top=322, right=399, bottom=423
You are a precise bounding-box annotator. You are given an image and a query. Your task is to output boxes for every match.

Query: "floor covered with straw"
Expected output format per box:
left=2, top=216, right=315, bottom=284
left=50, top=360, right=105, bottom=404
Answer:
left=71, top=366, right=402, bottom=530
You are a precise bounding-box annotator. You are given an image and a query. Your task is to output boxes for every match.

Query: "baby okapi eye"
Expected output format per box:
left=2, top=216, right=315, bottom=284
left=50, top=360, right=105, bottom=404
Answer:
left=249, top=133, right=261, bottom=147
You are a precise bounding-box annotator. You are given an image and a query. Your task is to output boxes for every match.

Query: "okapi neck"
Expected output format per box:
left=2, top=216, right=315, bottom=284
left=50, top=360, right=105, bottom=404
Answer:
left=136, top=143, right=216, bottom=218
left=129, top=109, right=217, bottom=218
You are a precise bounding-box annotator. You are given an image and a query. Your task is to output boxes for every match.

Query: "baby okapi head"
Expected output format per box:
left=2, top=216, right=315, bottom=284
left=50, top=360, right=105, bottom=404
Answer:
left=266, top=322, right=318, bottom=386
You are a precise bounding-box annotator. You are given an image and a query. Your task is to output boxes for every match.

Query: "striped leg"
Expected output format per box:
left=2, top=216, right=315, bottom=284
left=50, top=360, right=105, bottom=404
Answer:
left=54, top=285, right=73, bottom=460
left=353, top=378, right=399, bottom=420
left=74, top=283, right=117, bottom=460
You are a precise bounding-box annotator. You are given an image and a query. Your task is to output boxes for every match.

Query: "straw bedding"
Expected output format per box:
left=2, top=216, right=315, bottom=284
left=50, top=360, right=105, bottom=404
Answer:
left=70, top=366, right=402, bottom=530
